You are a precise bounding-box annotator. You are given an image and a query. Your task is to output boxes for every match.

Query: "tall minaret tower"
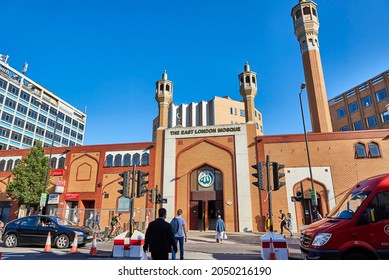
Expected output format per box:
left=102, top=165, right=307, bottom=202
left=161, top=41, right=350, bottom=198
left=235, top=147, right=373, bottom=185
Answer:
left=291, top=0, right=332, bottom=133
left=239, top=62, right=258, bottom=123
left=155, top=70, right=173, bottom=128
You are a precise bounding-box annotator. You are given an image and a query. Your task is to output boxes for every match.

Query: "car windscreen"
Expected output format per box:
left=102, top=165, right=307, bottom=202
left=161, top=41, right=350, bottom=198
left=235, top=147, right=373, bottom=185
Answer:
left=327, top=190, right=371, bottom=219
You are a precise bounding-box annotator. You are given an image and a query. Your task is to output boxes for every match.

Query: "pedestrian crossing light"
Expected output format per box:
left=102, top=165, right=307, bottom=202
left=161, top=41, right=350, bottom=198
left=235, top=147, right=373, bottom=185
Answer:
left=136, top=170, right=149, bottom=197
left=118, top=170, right=130, bottom=198
left=251, top=162, right=265, bottom=190
left=272, top=162, right=285, bottom=191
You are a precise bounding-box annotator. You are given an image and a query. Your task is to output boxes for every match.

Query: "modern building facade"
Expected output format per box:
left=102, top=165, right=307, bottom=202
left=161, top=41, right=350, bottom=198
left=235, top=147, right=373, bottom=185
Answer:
left=328, top=70, right=389, bottom=132
left=0, top=55, right=86, bottom=151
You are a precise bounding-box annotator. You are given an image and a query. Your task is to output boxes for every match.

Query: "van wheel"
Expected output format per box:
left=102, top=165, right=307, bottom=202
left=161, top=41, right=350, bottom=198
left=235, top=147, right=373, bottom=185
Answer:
left=344, top=252, right=369, bottom=260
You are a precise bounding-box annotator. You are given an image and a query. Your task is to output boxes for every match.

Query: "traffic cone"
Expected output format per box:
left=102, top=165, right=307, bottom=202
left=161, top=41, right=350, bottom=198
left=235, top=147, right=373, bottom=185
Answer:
left=43, top=232, right=52, bottom=252
left=268, top=238, right=277, bottom=260
left=70, top=233, right=78, bottom=253
left=89, top=233, right=97, bottom=256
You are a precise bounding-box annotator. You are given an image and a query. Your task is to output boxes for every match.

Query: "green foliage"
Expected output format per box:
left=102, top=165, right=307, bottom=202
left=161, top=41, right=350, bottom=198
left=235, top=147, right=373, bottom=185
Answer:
left=6, top=142, right=49, bottom=204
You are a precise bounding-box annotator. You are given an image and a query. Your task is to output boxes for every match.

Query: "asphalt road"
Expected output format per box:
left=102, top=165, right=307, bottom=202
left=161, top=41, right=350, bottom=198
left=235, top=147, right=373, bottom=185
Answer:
left=0, top=231, right=302, bottom=260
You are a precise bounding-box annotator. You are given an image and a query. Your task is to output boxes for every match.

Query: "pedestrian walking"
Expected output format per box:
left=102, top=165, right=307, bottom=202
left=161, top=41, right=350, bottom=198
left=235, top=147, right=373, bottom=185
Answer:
left=143, top=208, right=177, bottom=260
left=109, top=213, right=122, bottom=237
left=94, top=211, right=101, bottom=234
left=285, top=213, right=293, bottom=237
left=279, top=209, right=287, bottom=234
left=215, top=215, right=226, bottom=243
left=171, top=209, right=187, bottom=260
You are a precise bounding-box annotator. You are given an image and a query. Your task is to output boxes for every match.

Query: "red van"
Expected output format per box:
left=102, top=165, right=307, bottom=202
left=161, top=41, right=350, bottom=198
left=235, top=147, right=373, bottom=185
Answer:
left=300, top=173, right=389, bottom=260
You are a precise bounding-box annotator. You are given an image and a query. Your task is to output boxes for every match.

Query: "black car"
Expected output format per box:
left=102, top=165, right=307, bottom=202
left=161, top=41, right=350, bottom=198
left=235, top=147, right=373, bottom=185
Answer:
left=1, top=215, right=93, bottom=249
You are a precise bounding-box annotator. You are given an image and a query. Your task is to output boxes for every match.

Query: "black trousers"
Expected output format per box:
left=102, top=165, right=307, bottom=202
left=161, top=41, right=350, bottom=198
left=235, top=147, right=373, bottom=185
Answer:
left=151, top=251, right=169, bottom=260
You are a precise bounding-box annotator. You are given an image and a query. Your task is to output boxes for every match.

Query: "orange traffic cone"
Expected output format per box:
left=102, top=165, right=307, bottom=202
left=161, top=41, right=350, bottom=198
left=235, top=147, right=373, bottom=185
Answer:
left=89, top=233, right=97, bottom=256
left=70, top=233, right=78, bottom=253
left=43, top=232, right=52, bottom=252
left=268, top=238, right=277, bottom=260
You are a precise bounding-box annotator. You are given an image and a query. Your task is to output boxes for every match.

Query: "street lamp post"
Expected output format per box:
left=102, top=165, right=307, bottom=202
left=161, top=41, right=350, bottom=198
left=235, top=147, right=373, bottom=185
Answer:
left=41, top=112, right=59, bottom=214
left=298, top=82, right=317, bottom=221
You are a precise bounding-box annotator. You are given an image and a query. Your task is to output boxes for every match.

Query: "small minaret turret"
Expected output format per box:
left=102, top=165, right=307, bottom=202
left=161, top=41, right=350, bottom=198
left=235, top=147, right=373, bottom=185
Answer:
left=291, top=0, right=332, bottom=133
left=239, top=62, right=258, bottom=123
left=155, top=70, right=173, bottom=128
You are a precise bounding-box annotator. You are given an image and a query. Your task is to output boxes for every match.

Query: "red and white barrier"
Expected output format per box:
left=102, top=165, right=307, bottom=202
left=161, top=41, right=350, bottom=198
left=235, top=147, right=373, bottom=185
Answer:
left=112, top=231, right=128, bottom=258
left=129, top=230, right=145, bottom=259
left=261, top=232, right=289, bottom=260
left=112, top=230, right=147, bottom=259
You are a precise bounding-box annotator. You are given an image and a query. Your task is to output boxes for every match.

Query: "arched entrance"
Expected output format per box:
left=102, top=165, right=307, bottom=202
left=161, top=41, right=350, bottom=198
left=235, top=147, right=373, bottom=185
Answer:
left=189, top=165, right=223, bottom=231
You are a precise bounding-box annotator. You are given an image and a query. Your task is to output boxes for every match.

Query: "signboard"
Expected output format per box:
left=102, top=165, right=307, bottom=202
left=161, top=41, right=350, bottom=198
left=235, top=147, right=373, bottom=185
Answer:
left=50, top=169, right=64, bottom=176
left=56, top=178, right=66, bottom=186
left=198, top=170, right=215, bottom=188
left=118, top=197, right=131, bottom=212
left=40, top=193, right=47, bottom=207
left=65, top=192, right=79, bottom=200
left=47, top=194, right=60, bottom=205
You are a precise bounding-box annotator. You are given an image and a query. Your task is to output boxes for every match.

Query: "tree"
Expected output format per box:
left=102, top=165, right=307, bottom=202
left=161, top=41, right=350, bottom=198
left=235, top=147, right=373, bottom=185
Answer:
left=6, top=142, right=48, bottom=205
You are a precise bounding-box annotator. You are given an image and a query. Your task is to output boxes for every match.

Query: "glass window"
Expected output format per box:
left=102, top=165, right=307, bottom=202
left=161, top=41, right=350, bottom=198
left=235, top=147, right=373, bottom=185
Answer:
left=71, top=130, right=77, bottom=137
left=6, top=160, right=13, bottom=171
left=366, top=116, right=377, bottom=128
left=65, top=116, right=72, bottom=124
left=114, top=154, right=122, bottom=167
left=240, top=109, right=245, bottom=117
left=57, top=112, right=65, bottom=120
left=49, top=107, right=57, bottom=116
left=353, top=121, right=362, bottom=130
left=17, top=104, right=28, bottom=114
left=22, top=136, right=33, bottom=146
left=28, top=109, right=38, bottom=120
left=141, top=153, right=149, bottom=166
left=133, top=153, right=140, bottom=166
left=375, top=89, right=388, bottom=102
left=5, top=98, right=16, bottom=109
left=123, top=154, right=131, bottom=166
left=105, top=155, right=113, bottom=167
left=14, top=117, right=25, bottom=128
left=8, top=84, right=19, bottom=96
left=40, top=103, right=49, bottom=112
left=58, top=157, right=66, bottom=169
left=63, top=127, right=70, bottom=135
left=337, top=107, right=346, bottom=118
left=368, top=192, right=389, bottom=221
left=11, top=131, right=22, bottom=142
left=0, top=126, right=10, bottom=137
left=20, top=91, right=30, bottom=102
left=45, top=131, right=53, bottom=140
left=381, top=111, right=389, bottom=123
left=0, top=159, right=5, bottom=171
left=1, top=112, right=13, bottom=123
left=38, top=114, right=47, bottom=124
left=0, top=78, right=7, bottom=89
left=77, top=133, right=83, bottom=141
left=368, top=142, right=381, bottom=158
left=61, top=138, right=68, bottom=146
left=72, top=119, right=78, bottom=127
left=56, top=123, right=63, bottom=132
left=69, top=141, right=75, bottom=146
left=348, top=101, right=359, bottom=113
left=36, top=127, right=45, bottom=136
left=25, top=122, right=35, bottom=132
left=79, top=123, right=84, bottom=130
left=50, top=157, right=57, bottom=169
left=361, top=95, right=373, bottom=108
left=341, top=125, right=350, bottom=131
left=355, top=143, right=367, bottom=158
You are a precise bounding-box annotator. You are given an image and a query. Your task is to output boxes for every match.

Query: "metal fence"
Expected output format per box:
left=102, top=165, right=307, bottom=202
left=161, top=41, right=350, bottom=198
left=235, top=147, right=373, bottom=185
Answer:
left=46, top=207, right=155, bottom=235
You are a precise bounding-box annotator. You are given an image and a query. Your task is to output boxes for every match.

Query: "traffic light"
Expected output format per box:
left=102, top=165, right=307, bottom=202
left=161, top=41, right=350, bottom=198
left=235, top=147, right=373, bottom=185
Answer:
left=251, top=162, right=265, bottom=190
left=118, top=170, right=130, bottom=197
left=136, top=170, right=149, bottom=197
left=272, top=162, right=285, bottom=191
left=156, top=193, right=163, bottom=204
left=148, top=188, right=156, bottom=204
left=291, top=190, right=303, bottom=202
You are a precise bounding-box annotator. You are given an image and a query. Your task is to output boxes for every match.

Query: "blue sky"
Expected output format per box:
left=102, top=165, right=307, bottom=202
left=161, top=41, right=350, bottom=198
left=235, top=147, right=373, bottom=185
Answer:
left=2, top=0, right=389, bottom=145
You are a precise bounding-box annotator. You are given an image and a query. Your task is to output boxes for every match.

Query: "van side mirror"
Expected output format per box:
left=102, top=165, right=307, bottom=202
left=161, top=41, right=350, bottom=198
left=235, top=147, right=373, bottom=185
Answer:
left=365, top=208, right=377, bottom=223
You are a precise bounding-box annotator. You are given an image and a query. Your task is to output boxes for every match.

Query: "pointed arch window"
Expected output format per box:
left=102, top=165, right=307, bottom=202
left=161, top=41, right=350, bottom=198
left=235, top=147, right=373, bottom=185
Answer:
left=141, top=153, right=149, bottom=166
left=252, top=76, right=256, bottom=85
left=114, top=154, right=122, bottom=167
left=58, top=157, right=66, bottom=169
left=6, top=160, right=13, bottom=171
left=368, top=142, right=381, bottom=158
left=166, top=84, right=170, bottom=91
left=245, top=76, right=250, bottom=83
left=105, top=154, right=113, bottom=167
left=159, top=84, right=163, bottom=91
left=123, top=154, right=131, bottom=166
left=0, top=160, right=5, bottom=171
left=14, top=159, right=21, bottom=167
left=133, top=153, right=140, bottom=166
left=303, top=7, right=311, bottom=15
left=50, top=157, right=57, bottom=169
left=355, top=143, right=367, bottom=158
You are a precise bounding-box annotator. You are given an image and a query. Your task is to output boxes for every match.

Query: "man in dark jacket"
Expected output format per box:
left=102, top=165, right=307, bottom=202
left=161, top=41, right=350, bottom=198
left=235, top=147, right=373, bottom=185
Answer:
left=143, top=208, right=177, bottom=260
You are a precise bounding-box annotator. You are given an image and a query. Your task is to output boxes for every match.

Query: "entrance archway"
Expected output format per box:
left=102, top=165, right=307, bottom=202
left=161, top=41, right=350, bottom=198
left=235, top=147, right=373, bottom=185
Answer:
left=189, top=165, right=223, bottom=231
